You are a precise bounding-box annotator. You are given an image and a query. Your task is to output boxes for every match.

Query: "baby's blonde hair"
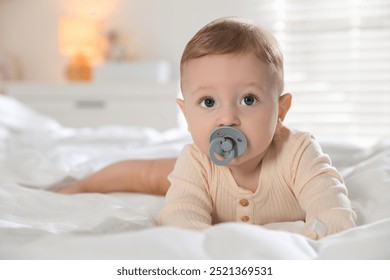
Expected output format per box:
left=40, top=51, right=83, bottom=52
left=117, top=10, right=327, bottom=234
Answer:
left=180, top=17, right=284, bottom=94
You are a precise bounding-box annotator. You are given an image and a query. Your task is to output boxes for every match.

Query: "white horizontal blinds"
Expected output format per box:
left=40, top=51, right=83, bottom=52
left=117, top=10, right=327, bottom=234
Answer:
left=255, top=0, right=390, bottom=144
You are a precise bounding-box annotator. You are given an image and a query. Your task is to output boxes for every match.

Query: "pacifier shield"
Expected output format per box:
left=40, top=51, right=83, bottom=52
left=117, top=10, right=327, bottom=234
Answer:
left=208, top=126, right=247, bottom=166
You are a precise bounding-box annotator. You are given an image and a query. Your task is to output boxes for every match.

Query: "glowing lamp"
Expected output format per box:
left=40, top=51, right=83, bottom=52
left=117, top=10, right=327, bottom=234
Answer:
left=58, top=16, right=99, bottom=81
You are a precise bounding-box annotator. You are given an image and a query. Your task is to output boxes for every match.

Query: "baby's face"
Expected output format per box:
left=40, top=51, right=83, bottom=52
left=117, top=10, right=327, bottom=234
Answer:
left=179, top=53, right=281, bottom=166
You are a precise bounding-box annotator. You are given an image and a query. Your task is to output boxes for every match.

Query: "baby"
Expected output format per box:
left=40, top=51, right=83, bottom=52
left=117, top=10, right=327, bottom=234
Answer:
left=159, top=17, right=356, bottom=239
left=60, top=17, right=356, bottom=240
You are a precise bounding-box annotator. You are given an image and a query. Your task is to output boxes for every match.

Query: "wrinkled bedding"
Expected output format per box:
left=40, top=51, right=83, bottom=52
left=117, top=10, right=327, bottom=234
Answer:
left=0, top=95, right=389, bottom=259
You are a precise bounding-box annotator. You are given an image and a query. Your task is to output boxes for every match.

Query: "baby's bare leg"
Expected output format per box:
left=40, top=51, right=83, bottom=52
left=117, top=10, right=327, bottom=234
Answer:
left=58, top=158, right=176, bottom=195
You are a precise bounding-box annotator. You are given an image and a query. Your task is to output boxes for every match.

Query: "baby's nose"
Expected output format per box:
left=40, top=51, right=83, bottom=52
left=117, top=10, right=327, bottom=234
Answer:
left=218, top=107, right=240, bottom=127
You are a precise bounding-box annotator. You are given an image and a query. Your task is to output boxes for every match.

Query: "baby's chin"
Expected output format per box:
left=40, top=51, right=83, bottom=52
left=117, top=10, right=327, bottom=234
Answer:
left=227, top=151, right=267, bottom=168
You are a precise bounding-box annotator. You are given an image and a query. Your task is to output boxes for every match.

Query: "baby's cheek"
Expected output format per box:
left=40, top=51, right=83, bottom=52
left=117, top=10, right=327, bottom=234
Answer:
left=191, top=134, right=210, bottom=156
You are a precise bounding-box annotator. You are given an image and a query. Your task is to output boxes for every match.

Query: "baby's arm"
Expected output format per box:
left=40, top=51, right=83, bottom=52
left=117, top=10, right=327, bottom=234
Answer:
left=159, top=145, right=213, bottom=230
left=58, top=158, right=176, bottom=195
left=291, top=136, right=356, bottom=239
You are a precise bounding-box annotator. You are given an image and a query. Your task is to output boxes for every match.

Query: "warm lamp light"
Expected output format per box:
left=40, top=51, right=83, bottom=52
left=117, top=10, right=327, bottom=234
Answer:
left=58, top=16, right=100, bottom=81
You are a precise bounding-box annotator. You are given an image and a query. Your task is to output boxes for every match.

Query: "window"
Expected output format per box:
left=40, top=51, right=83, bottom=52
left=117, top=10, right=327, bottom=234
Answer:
left=255, top=0, right=390, bottom=145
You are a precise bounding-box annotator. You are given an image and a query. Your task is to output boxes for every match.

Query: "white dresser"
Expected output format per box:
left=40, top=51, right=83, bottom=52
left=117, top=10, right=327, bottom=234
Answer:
left=3, top=81, right=180, bottom=131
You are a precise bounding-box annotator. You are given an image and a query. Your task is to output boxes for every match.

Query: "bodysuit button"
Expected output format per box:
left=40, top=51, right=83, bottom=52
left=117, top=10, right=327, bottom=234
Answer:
left=241, top=216, right=250, bottom=222
left=239, top=199, right=249, bottom=207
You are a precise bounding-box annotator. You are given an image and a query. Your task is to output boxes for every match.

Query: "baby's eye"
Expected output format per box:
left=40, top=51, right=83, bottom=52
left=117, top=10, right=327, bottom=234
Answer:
left=241, top=95, right=257, bottom=106
left=200, top=97, right=215, bottom=108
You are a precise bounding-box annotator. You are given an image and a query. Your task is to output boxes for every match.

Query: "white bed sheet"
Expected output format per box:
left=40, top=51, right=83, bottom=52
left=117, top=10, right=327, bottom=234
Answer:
left=0, top=95, right=389, bottom=259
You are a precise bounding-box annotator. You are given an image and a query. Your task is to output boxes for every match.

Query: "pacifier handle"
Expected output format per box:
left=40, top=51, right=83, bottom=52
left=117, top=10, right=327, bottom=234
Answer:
left=208, top=126, right=247, bottom=166
left=209, top=137, right=236, bottom=166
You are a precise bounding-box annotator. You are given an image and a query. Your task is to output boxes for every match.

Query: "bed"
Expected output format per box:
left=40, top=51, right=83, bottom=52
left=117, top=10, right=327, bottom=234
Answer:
left=0, top=94, right=389, bottom=260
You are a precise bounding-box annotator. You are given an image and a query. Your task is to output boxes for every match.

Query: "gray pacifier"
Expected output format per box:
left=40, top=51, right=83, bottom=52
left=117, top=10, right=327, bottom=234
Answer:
left=208, top=126, right=247, bottom=166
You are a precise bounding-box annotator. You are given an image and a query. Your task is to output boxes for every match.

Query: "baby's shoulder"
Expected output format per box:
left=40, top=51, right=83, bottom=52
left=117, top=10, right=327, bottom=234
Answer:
left=271, top=126, right=322, bottom=160
left=274, top=126, right=313, bottom=147
left=173, top=144, right=213, bottom=176
left=177, top=144, right=210, bottom=166
left=180, top=143, right=206, bottom=159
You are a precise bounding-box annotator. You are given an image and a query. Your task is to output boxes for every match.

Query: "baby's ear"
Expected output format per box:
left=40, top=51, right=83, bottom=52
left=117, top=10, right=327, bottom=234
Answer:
left=278, top=93, right=292, bottom=121
left=176, top=98, right=186, bottom=116
left=176, top=98, right=191, bottom=132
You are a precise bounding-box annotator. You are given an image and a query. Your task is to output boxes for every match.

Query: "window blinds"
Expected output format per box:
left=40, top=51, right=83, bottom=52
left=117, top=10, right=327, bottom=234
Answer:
left=254, top=0, right=390, bottom=145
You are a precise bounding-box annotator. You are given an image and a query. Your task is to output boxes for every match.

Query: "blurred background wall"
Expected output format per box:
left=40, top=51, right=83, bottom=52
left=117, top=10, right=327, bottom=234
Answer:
left=0, top=0, right=264, bottom=81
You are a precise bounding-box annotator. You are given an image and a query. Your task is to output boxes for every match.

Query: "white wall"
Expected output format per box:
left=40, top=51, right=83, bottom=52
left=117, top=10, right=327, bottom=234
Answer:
left=0, top=0, right=263, bottom=82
